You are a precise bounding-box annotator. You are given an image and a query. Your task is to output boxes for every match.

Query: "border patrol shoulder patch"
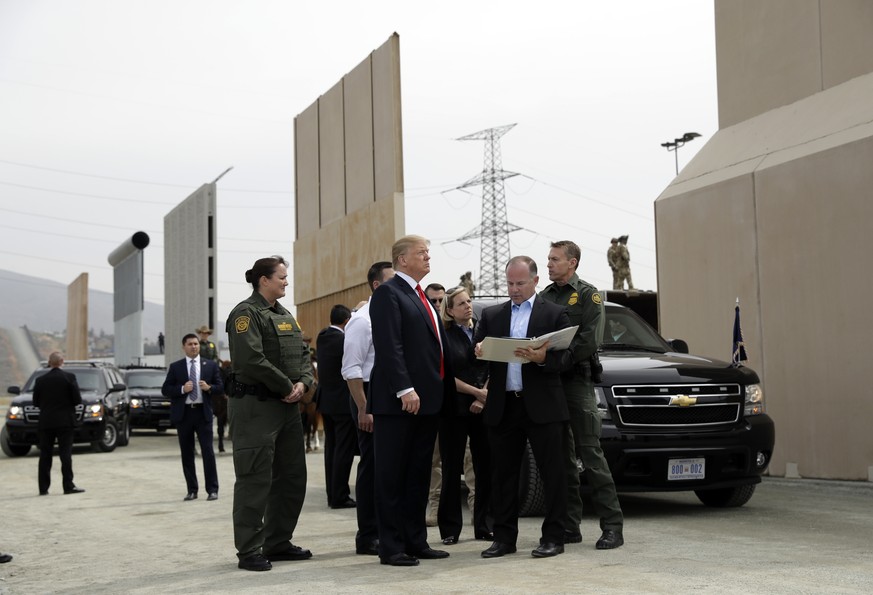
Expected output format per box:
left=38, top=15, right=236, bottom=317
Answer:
left=235, top=316, right=251, bottom=333
left=592, top=292, right=602, bottom=305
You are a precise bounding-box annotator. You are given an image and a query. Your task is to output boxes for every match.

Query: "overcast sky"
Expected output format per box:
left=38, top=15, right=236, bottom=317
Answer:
left=0, top=0, right=716, bottom=327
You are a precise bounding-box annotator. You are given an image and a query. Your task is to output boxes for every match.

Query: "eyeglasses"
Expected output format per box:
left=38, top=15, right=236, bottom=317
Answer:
left=429, top=297, right=444, bottom=306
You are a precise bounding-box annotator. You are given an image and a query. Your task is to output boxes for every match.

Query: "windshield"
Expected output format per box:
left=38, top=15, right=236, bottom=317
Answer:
left=601, top=307, right=669, bottom=352
left=124, top=371, right=165, bottom=389
left=23, top=369, right=102, bottom=392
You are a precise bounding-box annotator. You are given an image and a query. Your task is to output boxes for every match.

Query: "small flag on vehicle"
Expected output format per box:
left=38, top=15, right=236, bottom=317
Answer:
left=731, top=298, right=747, bottom=367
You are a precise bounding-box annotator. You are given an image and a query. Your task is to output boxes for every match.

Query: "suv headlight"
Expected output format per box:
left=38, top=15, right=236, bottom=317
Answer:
left=744, top=384, right=765, bottom=416
left=6, top=405, right=24, bottom=420
left=130, top=398, right=143, bottom=409
left=593, top=386, right=611, bottom=421
left=83, top=403, right=104, bottom=420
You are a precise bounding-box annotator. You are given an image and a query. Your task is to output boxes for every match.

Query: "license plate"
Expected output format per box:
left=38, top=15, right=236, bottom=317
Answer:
left=159, top=420, right=171, bottom=427
left=668, top=458, right=705, bottom=480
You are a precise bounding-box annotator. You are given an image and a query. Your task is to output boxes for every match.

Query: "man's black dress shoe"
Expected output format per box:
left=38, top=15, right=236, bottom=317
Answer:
left=355, top=540, right=379, bottom=555
left=531, top=542, right=564, bottom=558
left=481, top=542, right=517, bottom=558
left=183, top=492, right=197, bottom=501
left=474, top=530, right=495, bottom=541
left=0, top=553, right=12, bottom=564
left=595, top=530, right=624, bottom=550
left=238, top=553, right=272, bottom=571
left=207, top=493, right=218, bottom=501
left=409, top=547, right=449, bottom=559
left=563, top=528, right=583, bottom=544
left=380, top=553, right=419, bottom=566
left=39, top=491, right=48, bottom=496
left=330, top=497, right=356, bottom=509
left=265, top=543, right=312, bottom=561
left=441, top=536, right=458, bottom=545
left=64, top=487, right=85, bottom=495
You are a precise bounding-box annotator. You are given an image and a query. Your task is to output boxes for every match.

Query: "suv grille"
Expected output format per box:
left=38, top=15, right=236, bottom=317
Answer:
left=612, top=384, right=742, bottom=428
left=24, top=404, right=85, bottom=423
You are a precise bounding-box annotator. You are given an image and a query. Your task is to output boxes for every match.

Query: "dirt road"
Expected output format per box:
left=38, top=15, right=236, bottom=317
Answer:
left=0, top=430, right=871, bottom=594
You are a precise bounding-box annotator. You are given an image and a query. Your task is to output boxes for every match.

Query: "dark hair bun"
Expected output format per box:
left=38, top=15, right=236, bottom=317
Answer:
left=244, top=269, right=253, bottom=283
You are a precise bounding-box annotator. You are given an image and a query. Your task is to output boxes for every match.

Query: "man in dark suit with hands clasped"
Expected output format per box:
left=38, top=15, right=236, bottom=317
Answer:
left=162, top=333, right=223, bottom=502
left=33, top=351, right=84, bottom=496
left=369, top=234, right=455, bottom=567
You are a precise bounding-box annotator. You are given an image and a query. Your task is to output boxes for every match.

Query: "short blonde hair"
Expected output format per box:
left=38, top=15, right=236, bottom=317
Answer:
left=392, top=235, right=430, bottom=266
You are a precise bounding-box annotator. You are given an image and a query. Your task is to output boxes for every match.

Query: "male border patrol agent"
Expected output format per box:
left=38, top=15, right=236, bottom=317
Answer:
left=541, top=240, right=624, bottom=550
left=226, top=255, right=314, bottom=572
left=196, top=325, right=220, bottom=363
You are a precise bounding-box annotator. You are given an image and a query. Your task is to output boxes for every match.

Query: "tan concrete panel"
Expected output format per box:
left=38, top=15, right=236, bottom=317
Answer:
left=755, top=138, right=873, bottom=480
left=345, top=54, right=376, bottom=214
left=295, top=101, right=320, bottom=238
left=296, top=286, right=370, bottom=339
left=655, top=176, right=760, bottom=371
left=319, top=81, right=346, bottom=226
left=66, top=273, right=89, bottom=360
left=372, top=34, right=404, bottom=202
left=294, top=193, right=404, bottom=304
left=715, top=0, right=822, bottom=128
left=820, top=0, right=873, bottom=88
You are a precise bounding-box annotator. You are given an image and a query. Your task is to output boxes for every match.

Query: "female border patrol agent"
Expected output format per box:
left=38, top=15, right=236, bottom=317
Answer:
left=226, top=255, right=314, bottom=572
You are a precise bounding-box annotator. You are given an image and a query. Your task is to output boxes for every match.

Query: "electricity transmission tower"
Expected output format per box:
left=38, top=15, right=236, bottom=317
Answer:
left=452, top=123, right=522, bottom=296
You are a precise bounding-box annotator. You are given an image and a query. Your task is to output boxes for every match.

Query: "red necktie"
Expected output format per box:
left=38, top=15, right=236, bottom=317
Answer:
left=416, top=284, right=444, bottom=378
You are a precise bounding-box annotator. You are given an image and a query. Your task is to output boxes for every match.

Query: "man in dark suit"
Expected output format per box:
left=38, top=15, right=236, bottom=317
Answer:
left=369, top=234, right=454, bottom=567
left=33, top=351, right=84, bottom=495
left=162, top=333, right=223, bottom=501
left=474, top=256, right=574, bottom=559
left=315, top=304, right=356, bottom=509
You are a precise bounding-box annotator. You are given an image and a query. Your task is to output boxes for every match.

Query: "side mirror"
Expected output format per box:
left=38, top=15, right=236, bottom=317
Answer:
left=7, top=386, right=20, bottom=395
left=667, top=339, right=689, bottom=354
left=109, top=383, right=127, bottom=392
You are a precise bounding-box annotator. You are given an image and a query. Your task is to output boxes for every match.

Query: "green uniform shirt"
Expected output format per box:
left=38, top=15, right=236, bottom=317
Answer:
left=226, top=291, right=313, bottom=396
left=199, top=340, right=219, bottom=363
left=540, top=272, right=604, bottom=370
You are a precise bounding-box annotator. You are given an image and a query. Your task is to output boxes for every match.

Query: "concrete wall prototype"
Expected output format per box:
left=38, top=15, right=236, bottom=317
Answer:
left=66, top=273, right=88, bottom=360
left=107, top=232, right=149, bottom=366
left=656, top=2, right=873, bottom=481
left=163, top=184, right=218, bottom=363
left=715, top=0, right=873, bottom=128
left=293, top=34, right=404, bottom=332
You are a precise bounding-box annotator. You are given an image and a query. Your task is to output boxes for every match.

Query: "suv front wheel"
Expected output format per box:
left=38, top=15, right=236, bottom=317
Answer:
left=117, top=417, right=131, bottom=447
left=695, top=484, right=757, bottom=507
left=1, top=426, right=31, bottom=457
left=92, top=420, right=118, bottom=453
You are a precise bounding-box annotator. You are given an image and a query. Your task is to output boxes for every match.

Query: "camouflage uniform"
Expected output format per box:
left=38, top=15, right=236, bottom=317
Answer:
left=616, top=244, right=634, bottom=290
left=607, top=243, right=620, bottom=290
left=226, top=291, right=314, bottom=560
left=540, top=273, right=623, bottom=536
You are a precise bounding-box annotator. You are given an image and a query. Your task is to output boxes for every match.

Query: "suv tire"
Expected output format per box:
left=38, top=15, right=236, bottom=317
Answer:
left=518, top=442, right=546, bottom=517
left=1, top=426, right=31, bottom=457
left=695, top=484, right=757, bottom=508
left=92, top=419, right=118, bottom=453
left=117, top=418, right=131, bottom=447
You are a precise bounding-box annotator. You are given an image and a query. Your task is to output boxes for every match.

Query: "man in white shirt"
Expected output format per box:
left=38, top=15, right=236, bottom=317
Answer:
left=341, top=261, right=394, bottom=556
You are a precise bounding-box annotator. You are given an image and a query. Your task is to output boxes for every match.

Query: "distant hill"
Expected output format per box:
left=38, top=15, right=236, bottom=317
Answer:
left=0, top=269, right=164, bottom=341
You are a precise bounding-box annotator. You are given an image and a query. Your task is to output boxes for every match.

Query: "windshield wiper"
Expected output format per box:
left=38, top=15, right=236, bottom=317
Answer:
left=600, top=342, right=665, bottom=353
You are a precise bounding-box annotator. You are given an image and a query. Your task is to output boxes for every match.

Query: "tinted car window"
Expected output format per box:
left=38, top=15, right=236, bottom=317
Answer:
left=601, top=307, right=669, bottom=351
left=23, top=369, right=102, bottom=392
left=124, top=371, right=165, bottom=389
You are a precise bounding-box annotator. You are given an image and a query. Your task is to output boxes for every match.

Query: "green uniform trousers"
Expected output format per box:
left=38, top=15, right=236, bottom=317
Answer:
left=229, top=395, right=307, bottom=558
left=564, top=376, right=623, bottom=532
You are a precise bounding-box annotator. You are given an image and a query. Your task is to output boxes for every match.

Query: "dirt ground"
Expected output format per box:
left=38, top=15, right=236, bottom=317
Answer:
left=1, top=427, right=872, bottom=594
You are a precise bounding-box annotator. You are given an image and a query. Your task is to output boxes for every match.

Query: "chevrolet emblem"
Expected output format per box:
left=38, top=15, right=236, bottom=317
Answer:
left=669, top=394, right=697, bottom=407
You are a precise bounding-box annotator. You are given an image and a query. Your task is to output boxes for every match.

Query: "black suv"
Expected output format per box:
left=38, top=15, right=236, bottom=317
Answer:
left=2, top=360, right=132, bottom=456
left=121, top=366, right=172, bottom=432
left=473, top=299, right=775, bottom=512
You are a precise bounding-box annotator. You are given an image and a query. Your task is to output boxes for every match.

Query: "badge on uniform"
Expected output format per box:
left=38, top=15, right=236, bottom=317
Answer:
left=277, top=322, right=295, bottom=332
left=568, top=292, right=578, bottom=306
left=235, top=316, right=251, bottom=333
left=592, top=293, right=602, bottom=305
